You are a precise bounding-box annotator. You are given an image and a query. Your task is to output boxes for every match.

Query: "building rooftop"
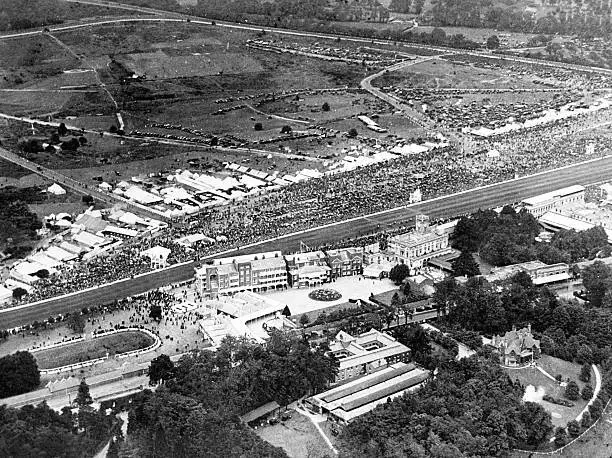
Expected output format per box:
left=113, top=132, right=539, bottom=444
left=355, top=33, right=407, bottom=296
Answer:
left=522, top=185, right=584, bottom=207
left=330, top=329, right=410, bottom=370
left=390, top=229, right=444, bottom=247
left=309, top=362, right=429, bottom=423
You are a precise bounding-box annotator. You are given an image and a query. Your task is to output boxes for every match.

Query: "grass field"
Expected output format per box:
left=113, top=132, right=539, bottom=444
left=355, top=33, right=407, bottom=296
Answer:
left=34, top=330, right=155, bottom=370
left=505, top=356, right=590, bottom=427
left=511, top=402, right=612, bottom=457
left=374, top=57, right=542, bottom=90
left=255, top=410, right=332, bottom=458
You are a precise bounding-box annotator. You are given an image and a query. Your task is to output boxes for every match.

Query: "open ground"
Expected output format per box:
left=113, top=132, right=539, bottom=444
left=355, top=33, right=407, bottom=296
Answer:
left=505, top=355, right=591, bottom=427
left=33, top=329, right=154, bottom=370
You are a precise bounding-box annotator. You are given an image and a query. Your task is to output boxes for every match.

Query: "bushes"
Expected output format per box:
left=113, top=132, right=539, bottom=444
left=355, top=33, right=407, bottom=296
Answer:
left=543, top=394, right=574, bottom=407
left=428, top=330, right=459, bottom=358
left=565, top=380, right=580, bottom=401
left=582, top=383, right=594, bottom=401
left=449, top=330, right=482, bottom=350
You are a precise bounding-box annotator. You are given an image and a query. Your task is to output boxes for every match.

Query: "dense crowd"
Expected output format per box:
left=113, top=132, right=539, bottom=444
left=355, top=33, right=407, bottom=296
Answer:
left=8, top=93, right=612, bottom=310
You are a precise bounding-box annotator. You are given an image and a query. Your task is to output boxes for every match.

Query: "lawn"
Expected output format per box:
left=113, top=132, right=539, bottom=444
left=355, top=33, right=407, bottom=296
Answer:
left=34, top=330, right=155, bottom=370
left=255, top=410, right=332, bottom=458
left=511, top=402, right=612, bottom=457
left=505, top=355, right=590, bottom=427
left=373, top=57, right=542, bottom=90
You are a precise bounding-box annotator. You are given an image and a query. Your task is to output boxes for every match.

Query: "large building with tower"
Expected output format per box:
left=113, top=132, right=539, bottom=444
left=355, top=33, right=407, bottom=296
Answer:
left=368, top=215, right=452, bottom=274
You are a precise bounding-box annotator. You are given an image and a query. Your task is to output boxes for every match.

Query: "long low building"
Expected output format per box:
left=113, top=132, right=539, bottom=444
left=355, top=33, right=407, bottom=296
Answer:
left=305, top=362, right=430, bottom=424
left=539, top=211, right=612, bottom=243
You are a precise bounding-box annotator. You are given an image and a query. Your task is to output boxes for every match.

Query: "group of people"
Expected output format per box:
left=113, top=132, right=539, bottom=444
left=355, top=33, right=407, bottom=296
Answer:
left=8, top=53, right=612, bottom=310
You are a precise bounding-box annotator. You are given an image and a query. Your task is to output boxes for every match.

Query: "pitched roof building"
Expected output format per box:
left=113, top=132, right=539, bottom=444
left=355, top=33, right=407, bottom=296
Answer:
left=491, top=324, right=540, bottom=366
left=329, top=329, right=411, bottom=383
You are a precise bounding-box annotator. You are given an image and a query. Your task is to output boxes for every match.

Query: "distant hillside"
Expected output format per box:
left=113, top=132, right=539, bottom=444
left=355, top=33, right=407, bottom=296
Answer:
left=0, top=0, right=66, bottom=31
left=411, top=0, right=612, bottom=36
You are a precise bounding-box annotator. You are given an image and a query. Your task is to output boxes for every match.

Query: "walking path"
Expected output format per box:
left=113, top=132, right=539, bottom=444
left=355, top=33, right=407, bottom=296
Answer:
left=295, top=406, right=338, bottom=455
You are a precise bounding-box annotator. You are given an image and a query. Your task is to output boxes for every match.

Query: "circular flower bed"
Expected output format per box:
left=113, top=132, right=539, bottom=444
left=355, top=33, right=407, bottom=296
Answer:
left=308, top=289, right=342, bottom=302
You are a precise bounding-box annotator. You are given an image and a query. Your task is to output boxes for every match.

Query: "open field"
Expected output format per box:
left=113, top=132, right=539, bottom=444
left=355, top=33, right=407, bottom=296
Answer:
left=374, top=57, right=543, bottom=90
left=0, top=35, right=79, bottom=89
left=505, top=356, right=590, bottom=427
left=33, top=330, right=155, bottom=370
left=255, top=410, right=332, bottom=458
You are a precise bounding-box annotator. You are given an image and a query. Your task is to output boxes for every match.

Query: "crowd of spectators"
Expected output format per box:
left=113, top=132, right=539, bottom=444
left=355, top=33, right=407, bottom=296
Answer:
left=12, top=104, right=611, bottom=309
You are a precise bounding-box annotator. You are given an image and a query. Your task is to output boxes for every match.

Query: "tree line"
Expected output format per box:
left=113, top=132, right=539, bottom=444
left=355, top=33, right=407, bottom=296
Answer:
left=451, top=206, right=609, bottom=267
left=121, top=331, right=338, bottom=456
left=339, top=355, right=554, bottom=456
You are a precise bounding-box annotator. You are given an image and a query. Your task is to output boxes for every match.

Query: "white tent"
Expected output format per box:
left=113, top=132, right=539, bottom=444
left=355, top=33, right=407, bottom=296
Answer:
left=47, top=183, right=66, bottom=195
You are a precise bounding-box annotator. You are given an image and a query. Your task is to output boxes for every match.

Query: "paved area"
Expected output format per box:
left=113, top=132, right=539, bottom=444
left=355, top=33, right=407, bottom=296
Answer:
left=261, top=276, right=396, bottom=316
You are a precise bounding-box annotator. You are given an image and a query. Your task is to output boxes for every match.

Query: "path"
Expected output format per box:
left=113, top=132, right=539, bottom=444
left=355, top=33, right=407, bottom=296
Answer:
left=360, top=57, right=436, bottom=129
left=245, top=104, right=310, bottom=125
left=295, top=406, right=338, bottom=455
left=0, top=145, right=167, bottom=221
left=0, top=1, right=604, bottom=78
left=0, top=112, right=321, bottom=163
left=576, top=364, right=602, bottom=422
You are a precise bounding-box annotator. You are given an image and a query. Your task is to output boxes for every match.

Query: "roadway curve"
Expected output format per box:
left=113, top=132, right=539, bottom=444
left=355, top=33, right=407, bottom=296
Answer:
left=0, top=0, right=610, bottom=76
left=3, top=155, right=612, bottom=330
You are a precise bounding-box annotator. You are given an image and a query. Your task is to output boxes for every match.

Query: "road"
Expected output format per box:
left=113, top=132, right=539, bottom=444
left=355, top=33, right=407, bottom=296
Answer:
left=0, top=111, right=320, bottom=163
left=3, top=155, right=612, bottom=330
left=361, top=57, right=436, bottom=129
left=0, top=145, right=168, bottom=221
left=0, top=0, right=608, bottom=78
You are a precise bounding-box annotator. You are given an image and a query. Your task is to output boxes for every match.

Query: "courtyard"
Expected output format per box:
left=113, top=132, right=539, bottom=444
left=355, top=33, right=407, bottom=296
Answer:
left=261, top=275, right=396, bottom=316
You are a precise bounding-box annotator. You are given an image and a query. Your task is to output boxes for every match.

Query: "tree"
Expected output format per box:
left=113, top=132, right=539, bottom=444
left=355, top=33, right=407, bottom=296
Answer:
left=565, top=380, right=580, bottom=401
left=431, top=27, right=446, bottom=44
left=321, top=102, right=330, bottom=111
left=253, top=122, right=263, bottom=131
left=567, top=419, right=581, bottom=437
left=78, top=136, right=87, bottom=146
left=403, top=281, right=412, bottom=297
left=149, top=354, right=175, bottom=386
left=58, top=122, right=68, bottom=136
left=37, top=269, right=49, bottom=279
left=581, top=410, right=592, bottom=427
left=451, top=251, right=481, bottom=277
left=554, top=426, right=568, bottom=446
left=582, top=383, right=594, bottom=401
left=107, top=439, right=120, bottom=458
left=280, top=125, right=292, bottom=134
left=580, top=363, right=592, bottom=382
left=581, top=261, right=612, bottom=307
left=82, top=195, right=94, bottom=205
left=389, top=263, right=411, bottom=285
left=76, top=379, right=93, bottom=407
left=299, top=314, right=310, bottom=326
left=149, top=304, right=162, bottom=321
left=67, top=313, right=85, bottom=334
left=486, top=35, right=500, bottom=49
left=589, top=398, right=603, bottom=419
left=12, top=287, right=27, bottom=300
left=109, top=125, right=118, bottom=133
left=0, top=351, right=40, bottom=398
left=347, top=128, right=358, bottom=138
